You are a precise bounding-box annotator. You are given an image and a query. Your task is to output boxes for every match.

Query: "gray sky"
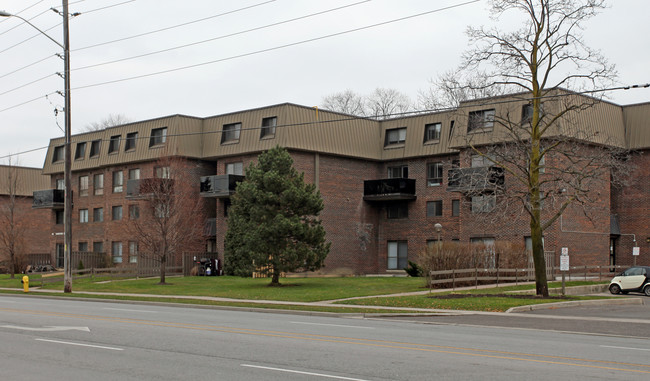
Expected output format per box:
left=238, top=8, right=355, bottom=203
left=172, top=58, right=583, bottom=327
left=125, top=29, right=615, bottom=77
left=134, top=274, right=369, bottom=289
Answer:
left=1, top=0, right=648, bottom=167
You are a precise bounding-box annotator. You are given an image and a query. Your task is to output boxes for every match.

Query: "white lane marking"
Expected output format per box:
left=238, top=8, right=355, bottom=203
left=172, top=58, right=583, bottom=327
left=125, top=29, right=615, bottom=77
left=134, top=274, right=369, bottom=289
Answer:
left=241, top=364, right=370, bottom=381
left=35, top=339, right=123, bottom=351
left=601, top=345, right=650, bottom=352
left=1, top=325, right=90, bottom=332
left=103, top=307, right=157, bottom=313
left=291, top=321, right=374, bottom=329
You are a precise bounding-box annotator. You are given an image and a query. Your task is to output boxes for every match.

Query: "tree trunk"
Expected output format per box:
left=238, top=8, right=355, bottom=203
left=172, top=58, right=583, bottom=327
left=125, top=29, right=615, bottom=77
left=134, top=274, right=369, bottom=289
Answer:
left=530, top=219, right=548, bottom=297
left=271, top=269, right=280, bottom=286
left=159, top=253, right=167, bottom=285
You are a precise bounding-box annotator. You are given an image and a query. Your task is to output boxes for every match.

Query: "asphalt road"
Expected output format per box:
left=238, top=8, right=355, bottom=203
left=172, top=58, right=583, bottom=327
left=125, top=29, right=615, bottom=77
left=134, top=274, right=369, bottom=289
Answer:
left=1, top=294, right=649, bottom=380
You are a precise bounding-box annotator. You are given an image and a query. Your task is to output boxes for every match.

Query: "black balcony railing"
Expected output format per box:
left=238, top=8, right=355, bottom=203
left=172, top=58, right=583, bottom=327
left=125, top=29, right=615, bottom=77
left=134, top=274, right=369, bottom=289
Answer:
left=200, top=175, right=244, bottom=198
left=126, top=178, right=174, bottom=199
left=363, top=178, right=416, bottom=201
left=32, top=189, right=65, bottom=209
left=447, top=166, right=505, bottom=192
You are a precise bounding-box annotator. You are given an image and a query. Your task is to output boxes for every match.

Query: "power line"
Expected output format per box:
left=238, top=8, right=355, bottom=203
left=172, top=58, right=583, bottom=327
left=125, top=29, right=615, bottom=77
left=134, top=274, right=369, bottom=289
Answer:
left=78, top=0, right=135, bottom=15
left=72, top=0, right=482, bottom=90
left=73, top=0, right=278, bottom=52
left=0, top=0, right=48, bottom=35
left=72, top=0, right=372, bottom=72
left=2, top=84, right=647, bottom=162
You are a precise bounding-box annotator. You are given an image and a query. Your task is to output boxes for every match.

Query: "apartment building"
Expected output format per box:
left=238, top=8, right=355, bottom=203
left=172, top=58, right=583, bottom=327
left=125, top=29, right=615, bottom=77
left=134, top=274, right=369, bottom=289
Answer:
left=30, top=90, right=650, bottom=274
left=0, top=165, right=51, bottom=271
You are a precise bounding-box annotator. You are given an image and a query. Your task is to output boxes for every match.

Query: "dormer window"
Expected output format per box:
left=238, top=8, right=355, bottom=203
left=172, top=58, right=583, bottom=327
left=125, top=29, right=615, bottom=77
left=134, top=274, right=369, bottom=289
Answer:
left=52, top=145, right=64, bottom=163
left=108, top=135, right=121, bottom=154
left=424, top=123, right=441, bottom=143
left=468, top=109, right=495, bottom=133
left=149, top=127, right=167, bottom=147
left=384, top=127, right=406, bottom=146
left=221, top=123, right=241, bottom=144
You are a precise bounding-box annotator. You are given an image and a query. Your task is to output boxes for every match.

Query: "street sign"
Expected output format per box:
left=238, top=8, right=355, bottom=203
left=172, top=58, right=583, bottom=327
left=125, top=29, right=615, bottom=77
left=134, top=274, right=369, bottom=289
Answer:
left=561, top=247, right=568, bottom=256
left=633, top=247, right=640, bottom=256
left=560, top=254, right=570, bottom=271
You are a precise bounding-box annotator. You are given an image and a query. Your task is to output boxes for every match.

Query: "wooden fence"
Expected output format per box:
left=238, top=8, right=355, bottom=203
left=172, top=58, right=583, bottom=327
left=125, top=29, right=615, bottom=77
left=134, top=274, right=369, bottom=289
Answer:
left=429, top=264, right=628, bottom=291
left=35, top=264, right=183, bottom=287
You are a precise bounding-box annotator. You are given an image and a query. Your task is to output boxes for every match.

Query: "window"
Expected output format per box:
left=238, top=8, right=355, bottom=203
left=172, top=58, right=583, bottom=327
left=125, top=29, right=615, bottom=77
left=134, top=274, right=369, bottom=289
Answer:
left=387, top=203, right=408, bottom=219
left=155, top=204, right=170, bottom=218
left=427, top=162, right=443, bottom=186
left=113, top=171, right=123, bottom=193
left=221, top=122, right=241, bottom=143
left=129, top=241, right=138, bottom=264
left=79, top=209, right=88, bottom=223
left=93, top=207, right=103, bottom=222
left=52, top=145, right=64, bottom=163
left=424, top=123, right=441, bottom=142
left=468, top=109, right=495, bottom=133
left=260, top=116, right=277, bottom=138
left=129, top=204, right=140, bottom=220
left=112, top=241, right=123, bottom=264
left=78, top=242, right=88, bottom=252
left=471, top=237, right=496, bottom=268
left=93, top=241, right=104, bottom=253
left=75, top=142, right=86, bottom=160
left=384, top=127, right=406, bottom=146
left=387, top=165, right=408, bottom=178
left=471, top=193, right=496, bottom=213
left=426, top=200, right=443, bottom=217
left=94, top=173, right=104, bottom=195
left=79, top=175, right=89, bottom=197
left=55, top=210, right=64, bottom=225
left=108, top=135, right=121, bottom=153
left=89, top=139, right=101, bottom=157
left=471, top=154, right=494, bottom=168
left=149, top=127, right=167, bottom=147
left=524, top=236, right=545, bottom=253
left=125, top=132, right=137, bottom=151
left=452, top=199, right=460, bottom=217
left=521, top=104, right=533, bottom=125
left=155, top=166, right=170, bottom=179
left=56, top=179, right=65, bottom=190
left=112, top=205, right=123, bottom=221
left=387, top=241, right=408, bottom=270
left=128, top=168, right=140, bottom=180
left=226, top=162, right=243, bottom=176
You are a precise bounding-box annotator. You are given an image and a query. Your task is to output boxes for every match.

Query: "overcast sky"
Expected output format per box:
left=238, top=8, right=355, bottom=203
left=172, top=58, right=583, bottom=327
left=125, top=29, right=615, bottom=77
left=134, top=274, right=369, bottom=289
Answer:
left=1, top=0, right=648, bottom=167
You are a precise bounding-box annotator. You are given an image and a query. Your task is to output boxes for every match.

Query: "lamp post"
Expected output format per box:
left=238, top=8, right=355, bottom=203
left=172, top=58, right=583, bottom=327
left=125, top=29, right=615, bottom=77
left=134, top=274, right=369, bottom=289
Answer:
left=1, top=1, right=73, bottom=293
left=434, top=223, right=442, bottom=256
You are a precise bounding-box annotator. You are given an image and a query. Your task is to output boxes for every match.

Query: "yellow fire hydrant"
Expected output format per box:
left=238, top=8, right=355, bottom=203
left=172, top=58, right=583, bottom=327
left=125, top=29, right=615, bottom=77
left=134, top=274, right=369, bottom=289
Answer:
left=21, top=275, right=29, bottom=293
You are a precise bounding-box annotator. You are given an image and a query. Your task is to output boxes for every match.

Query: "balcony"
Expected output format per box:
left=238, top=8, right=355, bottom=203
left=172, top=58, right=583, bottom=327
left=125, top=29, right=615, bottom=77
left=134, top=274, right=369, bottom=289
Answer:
left=447, top=166, right=505, bottom=192
left=363, top=178, right=416, bottom=202
left=126, top=178, right=174, bottom=200
left=200, top=175, right=244, bottom=198
left=32, top=189, right=65, bottom=209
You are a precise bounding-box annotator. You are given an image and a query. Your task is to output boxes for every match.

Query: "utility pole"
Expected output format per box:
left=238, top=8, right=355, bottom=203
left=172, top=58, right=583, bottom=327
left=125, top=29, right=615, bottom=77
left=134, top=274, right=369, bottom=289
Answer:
left=62, top=0, right=72, bottom=293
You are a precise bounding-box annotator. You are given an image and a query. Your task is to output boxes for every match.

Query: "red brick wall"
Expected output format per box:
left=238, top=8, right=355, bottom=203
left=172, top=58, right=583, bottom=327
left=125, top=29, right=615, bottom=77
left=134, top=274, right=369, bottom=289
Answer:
left=0, top=195, right=50, bottom=260
left=612, top=149, right=650, bottom=266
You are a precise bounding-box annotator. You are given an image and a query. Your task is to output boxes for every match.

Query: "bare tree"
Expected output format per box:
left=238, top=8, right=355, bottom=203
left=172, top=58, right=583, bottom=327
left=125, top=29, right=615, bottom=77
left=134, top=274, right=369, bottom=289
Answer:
left=365, top=88, right=413, bottom=119
left=81, top=114, right=131, bottom=132
left=452, top=0, right=619, bottom=296
left=418, top=70, right=510, bottom=110
left=126, top=156, right=206, bottom=284
left=0, top=159, right=25, bottom=278
left=320, top=88, right=413, bottom=119
left=321, top=89, right=366, bottom=116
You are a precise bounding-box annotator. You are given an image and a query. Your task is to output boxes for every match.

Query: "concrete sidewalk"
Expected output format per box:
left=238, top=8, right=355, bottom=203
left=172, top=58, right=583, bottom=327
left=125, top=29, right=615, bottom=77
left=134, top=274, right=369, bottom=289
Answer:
left=1, top=282, right=642, bottom=316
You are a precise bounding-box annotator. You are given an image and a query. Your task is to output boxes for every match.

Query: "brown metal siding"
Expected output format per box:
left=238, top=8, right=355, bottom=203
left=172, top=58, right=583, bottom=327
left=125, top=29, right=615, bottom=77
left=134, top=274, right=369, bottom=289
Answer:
left=623, top=102, right=650, bottom=149
left=42, top=115, right=204, bottom=175
left=0, top=166, right=50, bottom=196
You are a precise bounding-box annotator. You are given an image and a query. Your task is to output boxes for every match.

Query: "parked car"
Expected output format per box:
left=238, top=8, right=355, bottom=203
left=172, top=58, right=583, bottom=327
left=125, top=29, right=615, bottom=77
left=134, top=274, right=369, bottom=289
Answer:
left=609, top=266, right=650, bottom=296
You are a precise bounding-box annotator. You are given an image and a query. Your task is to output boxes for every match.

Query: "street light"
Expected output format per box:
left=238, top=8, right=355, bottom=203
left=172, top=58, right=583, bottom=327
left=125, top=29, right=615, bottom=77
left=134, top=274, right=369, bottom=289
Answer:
left=434, top=223, right=442, bottom=257
left=1, top=2, right=73, bottom=293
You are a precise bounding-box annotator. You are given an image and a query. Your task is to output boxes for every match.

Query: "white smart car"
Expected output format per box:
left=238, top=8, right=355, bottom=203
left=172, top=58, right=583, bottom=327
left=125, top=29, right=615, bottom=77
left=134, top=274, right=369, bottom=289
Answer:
left=609, top=266, right=650, bottom=296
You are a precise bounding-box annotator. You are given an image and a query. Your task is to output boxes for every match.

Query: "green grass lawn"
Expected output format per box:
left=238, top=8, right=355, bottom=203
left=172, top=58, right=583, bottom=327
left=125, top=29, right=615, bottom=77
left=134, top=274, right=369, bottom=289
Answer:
left=0, top=274, right=427, bottom=302
left=0, top=274, right=611, bottom=313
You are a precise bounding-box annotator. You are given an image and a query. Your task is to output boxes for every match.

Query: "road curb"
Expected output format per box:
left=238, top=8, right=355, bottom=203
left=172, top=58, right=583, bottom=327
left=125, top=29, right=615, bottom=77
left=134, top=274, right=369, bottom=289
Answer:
left=506, top=297, right=643, bottom=313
